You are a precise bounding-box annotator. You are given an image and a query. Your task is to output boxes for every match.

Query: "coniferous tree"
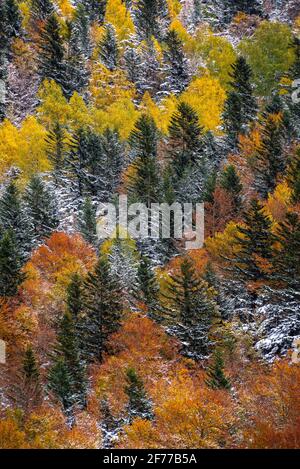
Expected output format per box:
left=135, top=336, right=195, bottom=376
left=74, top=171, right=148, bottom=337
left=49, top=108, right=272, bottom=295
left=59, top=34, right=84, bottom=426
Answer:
left=168, top=102, right=204, bottom=178
left=125, top=367, right=153, bottom=423
left=229, top=199, right=275, bottom=280
left=253, top=114, right=285, bottom=197
left=70, top=3, right=92, bottom=58
left=273, top=212, right=300, bottom=290
left=46, top=122, right=69, bottom=182
left=0, top=181, right=32, bottom=260
left=219, top=165, right=243, bottom=211
left=31, top=0, right=55, bottom=22
left=81, top=254, right=123, bottom=362
left=134, top=0, right=169, bottom=41
left=128, top=114, right=161, bottom=206
left=162, top=29, right=189, bottom=95
left=100, top=398, right=121, bottom=449
left=134, top=255, right=159, bottom=310
left=48, top=357, right=74, bottom=413
left=99, top=128, right=124, bottom=198
left=4, top=0, right=22, bottom=39
left=38, top=14, right=66, bottom=90
left=223, top=56, right=257, bottom=146
left=81, top=0, right=107, bottom=24
left=163, top=257, right=217, bottom=359
left=24, top=175, right=59, bottom=242
left=0, top=230, right=26, bottom=297
left=66, top=272, right=83, bottom=321
left=287, top=147, right=300, bottom=203
left=23, top=346, right=40, bottom=382
left=77, top=197, right=97, bottom=246
left=205, top=348, right=231, bottom=390
left=99, top=23, right=119, bottom=71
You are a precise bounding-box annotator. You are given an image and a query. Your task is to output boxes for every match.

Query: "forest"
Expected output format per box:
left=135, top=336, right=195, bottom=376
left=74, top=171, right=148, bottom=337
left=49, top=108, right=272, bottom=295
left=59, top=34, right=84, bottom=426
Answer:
left=0, top=0, right=299, bottom=449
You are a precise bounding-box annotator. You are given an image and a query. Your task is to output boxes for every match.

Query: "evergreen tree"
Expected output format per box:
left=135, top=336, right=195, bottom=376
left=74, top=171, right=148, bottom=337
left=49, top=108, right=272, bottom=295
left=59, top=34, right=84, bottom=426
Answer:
left=81, top=0, right=107, bottom=24
left=223, top=56, right=257, bottom=146
left=205, top=348, right=231, bottom=390
left=99, top=23, right=119, bottom=71
left=168, top=102, right=204, bottom=178
left=24, top=175, right=59, bottom=242
left=273, top=212, right=300, bottom=290
left=0, top=181, right=32, bottom=260
left=134, top=0, right=169, bottom=41
left=23, top=346, right=40, bottom=382
left=38, top=14, right=66, bottom=90
left=77, top=197, right=97, bottom=246
left=4, top=0, right=22, bottom=39
left=128, top=114, right=161, bottom=206
left=0, top=230, right=26, bottom=297
left=134, top=255, right=159, bottom=310
left=70, top=3, right=92, bottom=58
left=163, top=257, right=217, bottom=359
left=99, top=128, right=124, bottom=198
left=66, top=272, right=83, bottom=321
left=81, top=254, right=123, bottom=362
left=125, top=367, right=153, bottom=422
left=46, top=122, right=69, bottom=182
left=287, top=147, right=300, bottom=203
left=31, top=0, right=55, bottom=22
left=67, top=129, right=91, bottom=196
left=229, top=199, right=275, bottom=280
left=48, top=357, right=74, bottom=413
left=219, top=165, right=243, bottom=211
left=253, top=114, right=285, bottom=197
left=0, top=50, right=7, bottom=121
left=162, top=29, right=189, bottom=95
left=100, top=398, right=121, bottom=449
left=203, top=171, right=217, bottom=203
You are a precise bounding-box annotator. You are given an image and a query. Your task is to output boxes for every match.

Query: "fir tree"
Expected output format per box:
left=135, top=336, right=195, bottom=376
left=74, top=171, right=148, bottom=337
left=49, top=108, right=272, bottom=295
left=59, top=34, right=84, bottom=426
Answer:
left=81, top=254, right=123, bottom=362
left=162, top=29, right=189, bottom=95
left=133, top=255, right=159, bottom=311
left=163, top=257, right=217, bottom=359
left=205, top=348, right=231, bottom=390
left=273, top=212, right=300, bottom=289
left=287, top=147, right=300, bottom=203
left=67, top=129, right=91, bottom=197
left=48, top=357, right=74, bottom=413
left=31, top=0, right=55, bottom=22
left=125, top=367, right=153, bottom=422
left=168, top=102, right=204, bottom=178
left=229, top=199, right=275, bottom=280
left=46, top=122, right=69, bottom=183
left=23, top=346, right=40, bottom=382
left=0, top=181, right=32, bottom=260
left=100, top=398, right=121, bottom=449
left=219, top=165, right=243, bottom=211
left=203, top=171, right=217, bottom=203
left=99, top=23, right=119, bottom=71
left=99, top=128, right=124, bottom=198
left=253, top=114, right=285, bottom=197
left=128, top=114, right=161, bottom=206
left=0, top=230, right=26, bottom=297
left=77, top=197, right=97, bottom=246
left=81, top=0, right=107, bottom=24
left=38, top=14, right=66, bottom=90
left=70, top=3, right=92, bottom=58
left=24, top=175, right=59, bottom=243
left=66, top=272, right=83, bottom=321
left=134, top=0, right=169, bottom=41
left=223, top=56, right=257, bottom=146
left=4, top=0, right=22, bottom=39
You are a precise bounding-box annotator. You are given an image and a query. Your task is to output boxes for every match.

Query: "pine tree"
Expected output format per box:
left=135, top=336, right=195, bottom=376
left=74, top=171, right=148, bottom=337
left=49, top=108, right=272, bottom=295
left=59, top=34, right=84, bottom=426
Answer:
left=48, top=357, right=74, bottom=413
left=203, top=171, right=217, bottom=203
left=219, top=165, right=243, bottom=211
left=134, top=0, right=169, bottom=41
left=127, top=114, right=161, bottom=206
left=66, top=272, right=83, bottom=321
left=99, top=128, right=124, bottom=198
left=4, top=0, right=22, bottom=39
left=0, top=181, right=32, bottom=260
left=229, top=199, right=275, bottom=280
left=99, top=23, right=119, bottom=71
left=100, top=398, right=121, bottom=449
left=38, top=14, right=66, bottom=90
left=273, top=212, right=300, bottom=289
left=70, top=3, right=92, bottom=58
left=163, top=257, right=217, bottom=359
left=287, top=147, right=300, bottom=203
left=81, top=0, right=107, bottom=24
left=81, top=254, right=123, bottom=362
left=253, top=114, right=285, bottom=197
left=223, top=56, right=257, bottom=146
left=205, top=348, right=231, bottom=390
left=31, top=0, right=55, bottom=22
left=0, top=230, right=26, bottom=297
left=23, top=346, right=40, bottom=382
left=134, top=255, right=159, bottom=310
left=125, top=367, right=153, bottom=422
left=162, top=29, right=189, bottom=95
left=77, top=197, right=97, bottom=246
left=24, top=175, right=59, bottom=243
left=46, top=122, right=69, bottom=182
left=168, top=102, right=204, bottom=178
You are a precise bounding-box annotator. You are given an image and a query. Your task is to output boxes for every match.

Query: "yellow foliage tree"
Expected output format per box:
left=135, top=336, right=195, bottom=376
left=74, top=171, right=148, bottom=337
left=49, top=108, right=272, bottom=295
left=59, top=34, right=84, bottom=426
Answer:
left=181, top=76, right=226, bottom=133
left=105, top=0, right=135, bottom=40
